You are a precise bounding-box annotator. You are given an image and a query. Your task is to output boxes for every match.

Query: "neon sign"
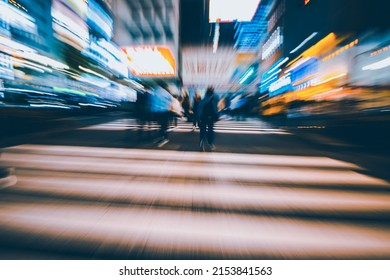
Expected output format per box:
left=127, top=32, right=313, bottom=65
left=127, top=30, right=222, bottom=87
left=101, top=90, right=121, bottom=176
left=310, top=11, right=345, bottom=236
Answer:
left=122, top=46, right=176, bottom=77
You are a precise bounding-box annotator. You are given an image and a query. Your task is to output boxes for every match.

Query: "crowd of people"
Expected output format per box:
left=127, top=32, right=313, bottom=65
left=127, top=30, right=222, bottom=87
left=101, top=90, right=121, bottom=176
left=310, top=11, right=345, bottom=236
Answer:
left=135, top=84, right=220, bottom=151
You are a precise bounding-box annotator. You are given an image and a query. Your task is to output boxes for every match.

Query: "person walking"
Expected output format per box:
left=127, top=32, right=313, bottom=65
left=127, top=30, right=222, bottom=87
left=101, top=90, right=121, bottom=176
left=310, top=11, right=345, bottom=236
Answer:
left=192, top=90, right=201, bottom=131
left=181, top=89, right=191, bottom=122
left=197, top=87, right=219, bottom=151
left=151, top=83, right=172, bottom=147
left=135, top=89, right=148, bottom=138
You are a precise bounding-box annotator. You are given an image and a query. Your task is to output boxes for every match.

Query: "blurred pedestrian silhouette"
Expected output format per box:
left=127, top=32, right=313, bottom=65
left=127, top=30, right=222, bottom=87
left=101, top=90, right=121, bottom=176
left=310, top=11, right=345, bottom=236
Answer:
left=151, top=82, right=172, bottom=147
left=181, top=89, right=191, bottom=122
left=150, top=82, right=182, bottom=147
left=197, top=87, right=219, bottom=151
left=135, top=89, right=149, bottom=138
left=192, top=90, right=201, bottom=131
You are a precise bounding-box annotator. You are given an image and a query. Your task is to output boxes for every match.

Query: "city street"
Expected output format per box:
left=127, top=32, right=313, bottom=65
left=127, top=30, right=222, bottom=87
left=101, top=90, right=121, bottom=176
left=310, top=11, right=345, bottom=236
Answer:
left=0, top=113, right=389, bottom=259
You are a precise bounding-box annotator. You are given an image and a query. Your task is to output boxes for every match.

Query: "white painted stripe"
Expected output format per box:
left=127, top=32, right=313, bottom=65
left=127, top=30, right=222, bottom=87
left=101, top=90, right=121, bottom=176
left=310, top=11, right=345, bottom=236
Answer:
left=13, top=176, right=390, bottom=212
left=173, top=128, right=290, bottom=134
left=79, top=124, right=161, bottom=130
left=79, top=125, right=288, bottom=134
left=176, top=125, right=282, bottom=131
left=80, top=122, right=272, bottom=130
left=0, top=202, right=389, bottom=258
left=2, top=151, right=386, bottom=186
left=78, top=119, right=279, bottom=134
left=78, top=126, right=134, bottom=131
left=3, top=144, right=360, bottom=168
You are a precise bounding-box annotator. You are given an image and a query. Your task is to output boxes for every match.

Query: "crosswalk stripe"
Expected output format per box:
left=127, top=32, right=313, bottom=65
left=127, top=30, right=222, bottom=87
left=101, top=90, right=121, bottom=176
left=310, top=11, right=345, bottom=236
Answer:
left=78, top=118, right=290, bottom=135
left=2, top=145, right=387, bottom=187
left=11, top=175, right=390, bottom=213
left=4, top=144, right=360, bottom=168
left=1, top=144, right=390, bottom=258
left=0, top=199, right=390, bottom=258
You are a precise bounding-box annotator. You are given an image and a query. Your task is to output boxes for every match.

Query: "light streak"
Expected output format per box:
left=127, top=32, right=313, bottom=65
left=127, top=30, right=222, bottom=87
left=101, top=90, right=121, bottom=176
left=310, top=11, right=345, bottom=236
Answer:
left=290, top=32, right=318, bottom=54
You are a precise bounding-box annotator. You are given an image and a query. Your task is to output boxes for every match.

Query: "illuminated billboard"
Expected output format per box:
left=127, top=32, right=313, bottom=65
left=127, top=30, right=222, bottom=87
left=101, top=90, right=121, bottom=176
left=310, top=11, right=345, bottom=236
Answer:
left=52, top=0, right=89, bottom=50
left=0, top=1, right=37, bottom=35
left=262, top=27, right=283, bottom=60
left=122, top=46, right=176, bottom=77
left=87, top=0, right=113, bottom=40
left=209, top=0, right=261, bottom=23
left=61, top=0, right=87, bottom=19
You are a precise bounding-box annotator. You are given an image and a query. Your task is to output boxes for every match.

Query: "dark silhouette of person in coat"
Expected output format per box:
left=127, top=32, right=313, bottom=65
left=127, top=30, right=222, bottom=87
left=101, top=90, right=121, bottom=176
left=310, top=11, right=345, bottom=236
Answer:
left=197, top=87, right=219, bottom=151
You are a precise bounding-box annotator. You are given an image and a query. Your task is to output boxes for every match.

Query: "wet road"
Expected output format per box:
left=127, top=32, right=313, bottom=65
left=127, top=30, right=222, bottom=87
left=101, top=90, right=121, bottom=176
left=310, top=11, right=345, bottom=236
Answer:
left=0, top=113, right=389, bottom=259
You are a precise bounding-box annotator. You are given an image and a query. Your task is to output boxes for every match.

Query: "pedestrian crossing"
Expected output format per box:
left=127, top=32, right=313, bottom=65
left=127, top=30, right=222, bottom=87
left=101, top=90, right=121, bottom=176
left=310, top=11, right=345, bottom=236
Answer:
left=78, top=118, right=160, bottom=131
left=0, top=144, right=390, bottom=259
left=78, top=118, right=290, bottom=135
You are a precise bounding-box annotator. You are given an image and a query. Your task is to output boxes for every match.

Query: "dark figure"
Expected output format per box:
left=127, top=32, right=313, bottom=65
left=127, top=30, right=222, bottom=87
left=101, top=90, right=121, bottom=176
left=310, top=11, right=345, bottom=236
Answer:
left=135, top=90, right=148, bottom=136
left=158, top=111, right=169, bottom=145
left=197, top=87, right=219, bottom=151
left=181, top=90, right=191, bottom=121
left=151, top=83, right=173, bottom=147
left=192, top=91, right=201, bottom=131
